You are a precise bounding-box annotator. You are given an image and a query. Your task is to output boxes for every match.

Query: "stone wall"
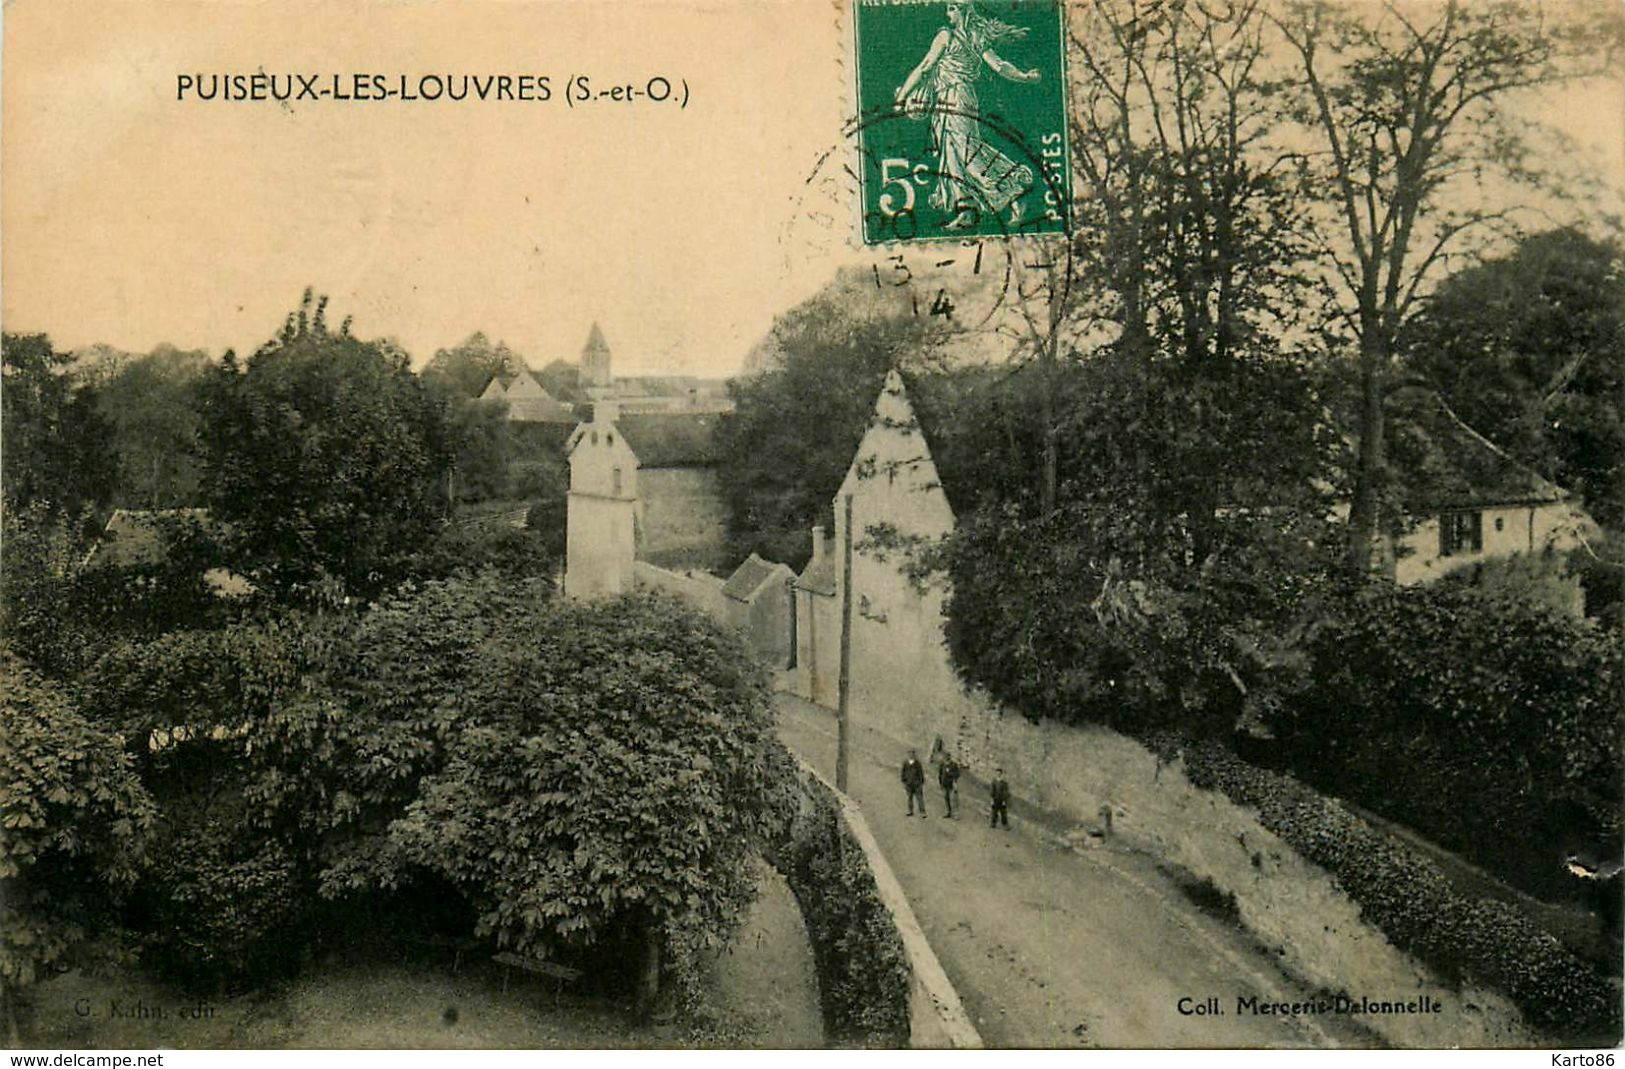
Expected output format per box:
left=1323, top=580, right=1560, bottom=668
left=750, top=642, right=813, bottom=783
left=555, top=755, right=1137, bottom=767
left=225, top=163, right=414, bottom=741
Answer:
left=633, top=561, right=729, bottom=621
left=772, top=753, right=982, bottom=1049
left=638, top=468, right=729, bottom=572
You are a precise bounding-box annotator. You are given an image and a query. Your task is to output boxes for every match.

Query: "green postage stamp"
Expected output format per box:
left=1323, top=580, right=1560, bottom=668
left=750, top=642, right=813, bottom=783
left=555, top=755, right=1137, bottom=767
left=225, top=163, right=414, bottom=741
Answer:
left=852, top=0, right=1071, bottom=244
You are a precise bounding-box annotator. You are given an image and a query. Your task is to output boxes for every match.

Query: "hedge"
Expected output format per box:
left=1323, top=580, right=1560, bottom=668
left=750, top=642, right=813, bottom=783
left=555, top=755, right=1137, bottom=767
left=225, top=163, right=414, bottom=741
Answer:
left=1165, top=735, right=1621, bottom=1042
left=1273, top=584, right=1623, bottom=903
left=769, top=762, right=910, bottom=1047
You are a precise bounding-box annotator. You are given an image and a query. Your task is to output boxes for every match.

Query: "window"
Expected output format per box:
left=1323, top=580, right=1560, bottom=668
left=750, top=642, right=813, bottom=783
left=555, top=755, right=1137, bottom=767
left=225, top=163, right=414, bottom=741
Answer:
left=612, top=467, right=622, bottom=496
left=1439, top=511, right=1483, bottom=557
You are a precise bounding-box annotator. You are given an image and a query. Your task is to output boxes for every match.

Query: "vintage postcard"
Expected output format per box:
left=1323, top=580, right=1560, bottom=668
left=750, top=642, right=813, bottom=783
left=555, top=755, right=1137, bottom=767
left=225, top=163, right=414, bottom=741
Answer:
left=2, top=0, right=1622, bottom=1058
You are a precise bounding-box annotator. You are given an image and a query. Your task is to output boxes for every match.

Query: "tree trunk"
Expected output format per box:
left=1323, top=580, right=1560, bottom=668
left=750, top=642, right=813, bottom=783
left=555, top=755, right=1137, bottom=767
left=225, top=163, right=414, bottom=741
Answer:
left=634, top=923, right=662, bottom=1024
left=1039, top=348, right=1058, bottom=516
left=1346, top=336, right=1387, bottom=578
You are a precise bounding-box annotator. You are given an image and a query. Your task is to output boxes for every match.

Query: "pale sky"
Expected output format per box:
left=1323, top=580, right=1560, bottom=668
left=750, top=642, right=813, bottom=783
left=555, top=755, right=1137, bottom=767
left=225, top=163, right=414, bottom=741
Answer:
left=3, top=1, right=1622, bottom=378
left=2, top=0, right=859, bottom=377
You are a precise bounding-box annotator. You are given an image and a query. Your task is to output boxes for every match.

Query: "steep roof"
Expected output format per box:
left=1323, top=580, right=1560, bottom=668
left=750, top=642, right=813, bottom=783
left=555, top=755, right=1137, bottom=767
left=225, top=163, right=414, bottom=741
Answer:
left=616, top=413, right=723, bottom=468
left=722, top=553, right=793, bottom=602
left=582, top=322, right=610, bottom=361
left=795, top=537, right=838, bottom=596
left=1387, top=388, right=1568, bottom=511
left=89, top=508, right=213, bottom=568
left=504, top=368, right=547, bottom=398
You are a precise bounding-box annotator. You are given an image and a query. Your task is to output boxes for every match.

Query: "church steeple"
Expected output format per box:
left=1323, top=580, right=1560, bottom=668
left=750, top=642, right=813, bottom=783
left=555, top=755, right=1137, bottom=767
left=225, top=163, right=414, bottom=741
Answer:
left=581, top=322, right=612, bottom=388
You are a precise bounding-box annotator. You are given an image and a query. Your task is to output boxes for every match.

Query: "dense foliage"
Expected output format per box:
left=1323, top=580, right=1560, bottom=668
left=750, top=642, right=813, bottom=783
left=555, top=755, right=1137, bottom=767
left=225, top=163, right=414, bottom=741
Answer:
left=196, top=291, right=453, bottom=599
left=1, top=656, right=157, bottom=992
left=716, top=268, right=938, bottom=568
left=1260, top=584, right=1624, bottom=902
left=1404, top=229, right=1625, bottom=529
left=420, top=332, right=524, bottom=399
left=320, top=585, right=790, bottom=1003
left=90, top=344, right=211, bottom=509
left=1, top=333, right=117, bottom=522
left=28, top=575, right=789, bottom=1004
left=940, top=350, right=1342, bottom=738
left=74, top=615, right=342, bottom=989
left=770, top=768, right=910, bottom=1046
left=0, top=507, right=233, bottom=682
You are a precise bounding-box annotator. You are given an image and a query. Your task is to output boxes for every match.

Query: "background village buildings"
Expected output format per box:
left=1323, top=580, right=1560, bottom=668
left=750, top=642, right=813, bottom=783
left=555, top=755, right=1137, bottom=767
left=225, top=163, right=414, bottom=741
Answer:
left=566, top=366, right=1599, bottom=742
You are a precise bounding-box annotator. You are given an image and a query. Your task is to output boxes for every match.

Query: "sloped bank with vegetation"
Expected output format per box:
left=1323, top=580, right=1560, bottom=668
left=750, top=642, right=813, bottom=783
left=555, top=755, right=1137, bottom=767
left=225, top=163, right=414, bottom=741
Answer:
left=1167, top=737, right=1620, bottom=1044
left=767, top=763, right=911, bottom=1047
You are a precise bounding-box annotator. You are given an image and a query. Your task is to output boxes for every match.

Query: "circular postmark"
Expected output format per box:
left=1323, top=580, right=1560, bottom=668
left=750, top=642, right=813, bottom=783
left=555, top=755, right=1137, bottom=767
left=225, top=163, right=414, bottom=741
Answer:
left=777, top=102, right=1075, bottom=346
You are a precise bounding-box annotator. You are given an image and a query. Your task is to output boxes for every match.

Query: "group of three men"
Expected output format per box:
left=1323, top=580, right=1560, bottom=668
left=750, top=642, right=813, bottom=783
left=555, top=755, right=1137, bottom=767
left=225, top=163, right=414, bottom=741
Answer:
left=900, top=749, right=1010, bottom=828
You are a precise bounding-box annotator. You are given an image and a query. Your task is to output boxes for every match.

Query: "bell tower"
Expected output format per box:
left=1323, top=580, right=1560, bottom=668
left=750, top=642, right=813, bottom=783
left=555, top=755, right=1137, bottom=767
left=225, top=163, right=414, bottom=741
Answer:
left=565, top=401, right=639, bottom=598
left=581, top=322, right=614, bottom=398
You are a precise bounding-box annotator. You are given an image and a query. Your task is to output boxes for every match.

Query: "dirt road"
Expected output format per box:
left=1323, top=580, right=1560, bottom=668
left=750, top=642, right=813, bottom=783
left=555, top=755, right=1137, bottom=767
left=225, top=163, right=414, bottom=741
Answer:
left=777, top=692, right=1380, bottom=1049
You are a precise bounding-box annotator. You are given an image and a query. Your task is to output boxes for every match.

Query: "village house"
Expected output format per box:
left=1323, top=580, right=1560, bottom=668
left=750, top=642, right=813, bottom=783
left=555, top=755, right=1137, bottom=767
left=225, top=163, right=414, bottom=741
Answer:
left=1379, top=389, right=1594, bottom=594
left=614, top=412, right=729, bottom=572
left=478, top=365, right=576, bottom=423
left=722, top=553, right=796, bottom=668
left=791, top=370, right=984, bottom=746
left=564, top=401, right=640, bottom=599
left=793, top=527, right=839, bottom=707
left=85, top=508, right=251, bottom=596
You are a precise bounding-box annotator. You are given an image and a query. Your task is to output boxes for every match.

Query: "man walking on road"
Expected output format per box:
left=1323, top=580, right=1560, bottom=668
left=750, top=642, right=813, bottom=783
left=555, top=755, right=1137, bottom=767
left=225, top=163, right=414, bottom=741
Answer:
left=990, top=767, right=1011, bottom=829
left=902, top=749, right=927, bottom=817
left=938, top=752, right=961, bottom=818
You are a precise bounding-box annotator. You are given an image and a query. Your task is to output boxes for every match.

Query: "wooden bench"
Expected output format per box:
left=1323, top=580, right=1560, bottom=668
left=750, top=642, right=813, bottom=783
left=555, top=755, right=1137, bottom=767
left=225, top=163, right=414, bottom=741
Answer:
left=492, top=951, right=583, bottom=991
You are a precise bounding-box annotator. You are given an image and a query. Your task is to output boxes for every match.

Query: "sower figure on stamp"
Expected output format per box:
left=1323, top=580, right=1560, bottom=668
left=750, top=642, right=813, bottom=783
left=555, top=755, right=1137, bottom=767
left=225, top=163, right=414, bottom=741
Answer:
left=938, top=751, right=961, bottom=818
left=902, top=749, right=927, bottom=818
left=893, top=1, right=1040, bottom=229
left=990, top=767, right=1011, bottom=829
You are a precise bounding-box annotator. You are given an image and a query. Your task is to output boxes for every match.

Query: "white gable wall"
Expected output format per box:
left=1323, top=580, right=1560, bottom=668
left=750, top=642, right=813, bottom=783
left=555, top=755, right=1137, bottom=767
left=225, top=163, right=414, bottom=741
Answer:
left=833, top=371, right=981, bottom=752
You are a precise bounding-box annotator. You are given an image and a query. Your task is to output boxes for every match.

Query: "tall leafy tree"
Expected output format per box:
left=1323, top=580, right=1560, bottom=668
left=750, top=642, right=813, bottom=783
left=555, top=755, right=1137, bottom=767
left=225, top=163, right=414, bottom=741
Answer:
left=1, top=333, right=117, bottom=521
left=421, top=331, right=524, bottom=399
left=1273, top=0, right=1616, bottom=573
left=1052, top=0, right=1313, bottom=520
left=716, top=267, right=938, bottom=567
left=94, top=344, right=211, bottom=508
left=196, top=290, right=453, bottom=599
left=1403, top=227, right=1625, bottom=528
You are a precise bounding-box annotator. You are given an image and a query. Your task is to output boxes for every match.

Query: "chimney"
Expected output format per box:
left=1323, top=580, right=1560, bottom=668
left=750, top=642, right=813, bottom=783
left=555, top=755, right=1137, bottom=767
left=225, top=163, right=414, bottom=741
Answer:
left=811, top=525, right=825, bottom=563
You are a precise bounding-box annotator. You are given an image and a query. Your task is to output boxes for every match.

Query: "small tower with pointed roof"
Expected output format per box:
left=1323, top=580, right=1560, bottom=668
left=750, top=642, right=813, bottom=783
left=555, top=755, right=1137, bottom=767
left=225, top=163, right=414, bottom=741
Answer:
left=581, top=322, right=614, bottom=397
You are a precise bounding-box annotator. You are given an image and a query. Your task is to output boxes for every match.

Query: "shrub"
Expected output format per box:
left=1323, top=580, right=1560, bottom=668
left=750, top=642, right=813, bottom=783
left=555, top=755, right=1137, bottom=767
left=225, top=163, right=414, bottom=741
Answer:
left=1265, top=584, right=1623, bottom=901
left=322, top=583, right=791, bottom=1010
left=76, top=615, right=346, bottom=992
left=1, top=655, right=156, bottom=996
left=1, top=509, right=232, bottom=682
left=137, top=817, right=312, bottom=992
left=404, top=522, right=559, bottom=584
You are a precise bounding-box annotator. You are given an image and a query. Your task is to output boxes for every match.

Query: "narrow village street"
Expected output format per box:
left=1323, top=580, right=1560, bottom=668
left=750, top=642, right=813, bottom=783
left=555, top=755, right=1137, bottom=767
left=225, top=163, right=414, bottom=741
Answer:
left=776, top=691, right=1382, bottom=1050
